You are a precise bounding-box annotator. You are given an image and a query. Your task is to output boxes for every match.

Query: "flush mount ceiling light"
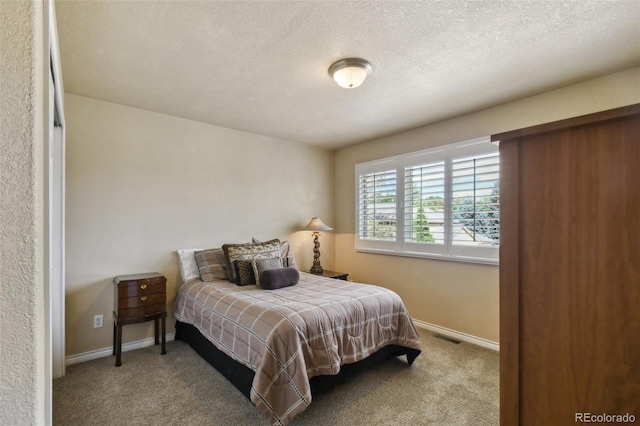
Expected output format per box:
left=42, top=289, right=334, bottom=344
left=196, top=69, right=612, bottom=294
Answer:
left=328, top=58, right=372, bottom=89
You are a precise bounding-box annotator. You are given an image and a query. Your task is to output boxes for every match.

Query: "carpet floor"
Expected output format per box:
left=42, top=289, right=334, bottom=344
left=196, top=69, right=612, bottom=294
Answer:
left=53, top=331, right=498, bottom=425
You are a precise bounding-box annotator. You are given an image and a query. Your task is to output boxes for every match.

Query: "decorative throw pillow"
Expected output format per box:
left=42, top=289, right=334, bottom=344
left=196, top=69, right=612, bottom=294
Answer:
left=259, top=267, right=300, bottom=290
left=222, top=239, right=281, bottom=283
left=251, top=256, right=283, bottom=287
left=280, top=240, right=298, bottom=269
left=252, top=238, right=298, bottom=270
left=194, top=248, right=228, bottom=282
left=234, top=260, right=256, bottom=285
left=177, top=248, right=203, bottom=282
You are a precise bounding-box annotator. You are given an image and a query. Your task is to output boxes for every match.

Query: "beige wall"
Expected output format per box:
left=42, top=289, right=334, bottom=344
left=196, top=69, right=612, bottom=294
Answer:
left=334, top=67, right=640, bottom=343
left=0, top=0, right=47, bottom=423
left=65, top=66, right=640, bottom=356
left=65, top=94, right=334, bottom=356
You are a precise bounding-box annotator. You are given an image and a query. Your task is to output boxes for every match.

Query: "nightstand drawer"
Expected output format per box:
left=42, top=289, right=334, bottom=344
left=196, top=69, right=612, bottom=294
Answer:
left=118, top=292, right=165, bottom=309
left=117, top=280, right=165, bottom=299
left=113, top=272, right=167, bottom=366
left=118, top=303, right=165, bottom=320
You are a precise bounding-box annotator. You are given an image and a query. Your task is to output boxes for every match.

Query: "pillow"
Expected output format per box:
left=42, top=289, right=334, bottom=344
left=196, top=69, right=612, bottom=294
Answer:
left=177, top=248, right=203, bottom=282
left=280, top=240, right=298, bottom=269
left=194, top=248, right=229, bottom=281
left=233, top=259, right=256, bottom=286
left=222, top=239, right=281, bottom=283
left=259, top=267, right=300, bottom=290
left=251, top=256, right=283, bottom=287
left=252, top=238, right=298, bottom=270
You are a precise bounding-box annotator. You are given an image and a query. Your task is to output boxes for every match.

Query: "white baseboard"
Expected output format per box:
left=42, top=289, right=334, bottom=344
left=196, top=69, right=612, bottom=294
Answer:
left=65, top=321, right=497, bottom=365
left=412, top=319, right=499, bottom=351
left=66, top=332, right=176, bottom=366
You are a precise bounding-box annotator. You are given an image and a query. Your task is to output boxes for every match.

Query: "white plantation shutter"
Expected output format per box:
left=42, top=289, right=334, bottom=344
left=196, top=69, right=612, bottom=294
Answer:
left=451, top=152, right=500, bottom=245
left=356, top=159, right=401, bottom=251
left=358, top=169, right=397, bottom=241
left=355, top=138, right=499, bottom=263
left=403, top=161, right=446, bottom=245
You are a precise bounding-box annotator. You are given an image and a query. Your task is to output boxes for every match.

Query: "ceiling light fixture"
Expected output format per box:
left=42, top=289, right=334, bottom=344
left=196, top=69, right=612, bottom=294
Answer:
left=328, top=58, right=372, bottom=89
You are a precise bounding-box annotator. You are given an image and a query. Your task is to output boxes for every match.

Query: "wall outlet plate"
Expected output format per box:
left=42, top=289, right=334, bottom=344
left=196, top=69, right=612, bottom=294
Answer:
left=93, top=314, right=104, bottom=328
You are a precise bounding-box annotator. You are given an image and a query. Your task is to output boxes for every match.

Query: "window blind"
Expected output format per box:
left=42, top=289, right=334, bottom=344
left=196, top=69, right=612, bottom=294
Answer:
left=355, top=137, right=499, bottom=264
left=451, top=152, right=500, bottom=246
left=403, top=161, right=445, bottom=244
left=358, top=169, right=397, bottom=241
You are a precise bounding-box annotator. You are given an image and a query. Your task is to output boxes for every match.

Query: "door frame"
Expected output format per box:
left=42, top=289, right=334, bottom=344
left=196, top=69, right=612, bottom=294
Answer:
left=48, top=0, right=66, bottom=380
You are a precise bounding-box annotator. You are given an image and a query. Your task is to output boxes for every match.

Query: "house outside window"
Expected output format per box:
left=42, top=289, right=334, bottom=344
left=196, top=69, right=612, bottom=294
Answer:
left=355, top=137, right=499, bottom=264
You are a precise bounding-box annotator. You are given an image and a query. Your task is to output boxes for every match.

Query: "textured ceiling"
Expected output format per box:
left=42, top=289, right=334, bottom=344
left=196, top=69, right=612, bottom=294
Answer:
left=55, top=1, right=640, bottom=149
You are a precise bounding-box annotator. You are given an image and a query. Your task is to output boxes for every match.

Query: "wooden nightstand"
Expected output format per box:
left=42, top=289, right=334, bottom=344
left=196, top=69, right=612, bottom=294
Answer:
left=113, top=272, right=167, bottom=366
left=309, top=270, right=348, bottom=280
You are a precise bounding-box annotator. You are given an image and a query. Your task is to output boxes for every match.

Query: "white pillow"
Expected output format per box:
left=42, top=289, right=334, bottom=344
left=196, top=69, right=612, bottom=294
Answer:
left=177, top=248, right=202, bottom=282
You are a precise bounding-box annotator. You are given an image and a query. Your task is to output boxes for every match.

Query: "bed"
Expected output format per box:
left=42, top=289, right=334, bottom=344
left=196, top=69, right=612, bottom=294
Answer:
left=173, top=242, right=421, bottom=425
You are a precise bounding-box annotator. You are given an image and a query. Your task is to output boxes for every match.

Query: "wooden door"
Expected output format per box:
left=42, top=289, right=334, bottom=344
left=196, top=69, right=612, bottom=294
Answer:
left=497, top=106, right=640, bottom=425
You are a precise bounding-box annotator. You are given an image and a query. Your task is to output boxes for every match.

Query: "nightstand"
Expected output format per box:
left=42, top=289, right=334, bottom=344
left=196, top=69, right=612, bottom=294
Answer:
left=310, top=269, right=348, bottom=280
left=113, top=272, right=167, bottom=366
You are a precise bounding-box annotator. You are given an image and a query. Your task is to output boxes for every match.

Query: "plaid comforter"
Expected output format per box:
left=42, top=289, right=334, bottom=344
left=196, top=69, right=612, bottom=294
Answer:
left=173, top=272, right=421, bottom=425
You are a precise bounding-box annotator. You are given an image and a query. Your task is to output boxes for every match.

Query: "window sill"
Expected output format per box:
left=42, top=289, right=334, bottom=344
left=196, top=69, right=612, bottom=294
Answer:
left=355, top=248, right=499, bottom=266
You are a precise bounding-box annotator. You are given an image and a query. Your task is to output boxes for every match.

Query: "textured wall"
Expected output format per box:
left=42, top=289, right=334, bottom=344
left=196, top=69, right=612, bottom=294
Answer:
left=64, top=94, right=334, bottom=356
left=334, top=67, right=640, bottom=343
left=0, top=0, right=45, bottom=424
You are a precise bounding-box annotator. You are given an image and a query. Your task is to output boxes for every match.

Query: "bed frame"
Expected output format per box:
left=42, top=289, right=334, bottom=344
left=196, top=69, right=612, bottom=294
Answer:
left=175, top=320, right=420, bottom=398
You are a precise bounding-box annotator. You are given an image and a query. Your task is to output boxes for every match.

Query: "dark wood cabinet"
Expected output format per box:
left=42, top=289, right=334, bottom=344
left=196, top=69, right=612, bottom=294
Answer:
left=494, top=105, right=640, bottom=425
left=113, top=272, right=167, bottom=366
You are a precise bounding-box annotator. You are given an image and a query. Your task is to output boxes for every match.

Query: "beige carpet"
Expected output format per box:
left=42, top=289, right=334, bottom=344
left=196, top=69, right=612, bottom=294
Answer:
left=53, top=331, right=498, bottom=425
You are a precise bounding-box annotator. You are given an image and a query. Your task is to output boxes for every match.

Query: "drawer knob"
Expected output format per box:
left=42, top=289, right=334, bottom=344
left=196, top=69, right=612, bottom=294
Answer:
left=140, top=296, right=147, bottom=301
left=140, top=284, right=147, bottom=290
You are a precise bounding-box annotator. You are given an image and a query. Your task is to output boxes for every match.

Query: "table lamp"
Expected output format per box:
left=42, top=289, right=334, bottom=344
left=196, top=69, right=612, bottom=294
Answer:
left=303, top=217, right=333, bottom=274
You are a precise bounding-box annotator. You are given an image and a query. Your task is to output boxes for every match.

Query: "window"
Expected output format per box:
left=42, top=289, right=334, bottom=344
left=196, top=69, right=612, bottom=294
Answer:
left=355, top=138, right=499, bottom=264
left=357, top=159, right=398, bottom=250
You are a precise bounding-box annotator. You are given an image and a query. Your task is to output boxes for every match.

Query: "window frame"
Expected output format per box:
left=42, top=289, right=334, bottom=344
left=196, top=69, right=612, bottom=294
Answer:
left=355, top=137, right=499, bottom=265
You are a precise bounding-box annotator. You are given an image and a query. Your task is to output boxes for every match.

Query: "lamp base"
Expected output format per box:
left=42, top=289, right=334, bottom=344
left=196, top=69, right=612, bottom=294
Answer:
left=310, top=265, right=324, bottom=274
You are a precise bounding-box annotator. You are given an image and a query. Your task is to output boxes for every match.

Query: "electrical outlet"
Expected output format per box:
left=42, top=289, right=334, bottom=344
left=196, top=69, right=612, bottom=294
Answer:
left=93, top=314, right=104, bottom=328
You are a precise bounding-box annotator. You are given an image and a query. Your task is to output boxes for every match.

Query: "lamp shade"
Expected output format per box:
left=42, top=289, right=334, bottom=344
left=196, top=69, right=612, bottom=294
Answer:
left=328, top=58, right=372, bottom=89
left=303, top=217, right=333, bottom=232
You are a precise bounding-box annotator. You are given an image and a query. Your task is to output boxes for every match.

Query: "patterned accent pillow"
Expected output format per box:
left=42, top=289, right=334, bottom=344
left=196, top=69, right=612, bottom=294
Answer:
left=222, top=239, right=281, bottom=283
left=234, top=260, right=256, bottom=285
left=251, top=256, right=284, bottom=287
left=252, top=238, right=298, bottom=270
left=194, top=248, right=228, bottom=281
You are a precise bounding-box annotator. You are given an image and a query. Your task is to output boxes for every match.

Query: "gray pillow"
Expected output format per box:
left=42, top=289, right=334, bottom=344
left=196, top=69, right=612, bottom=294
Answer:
left=280, top=240, right=298, bottom=269
left=259, top=268, right=299, bottom=290
left=251, top=256, right=284, bottom=287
